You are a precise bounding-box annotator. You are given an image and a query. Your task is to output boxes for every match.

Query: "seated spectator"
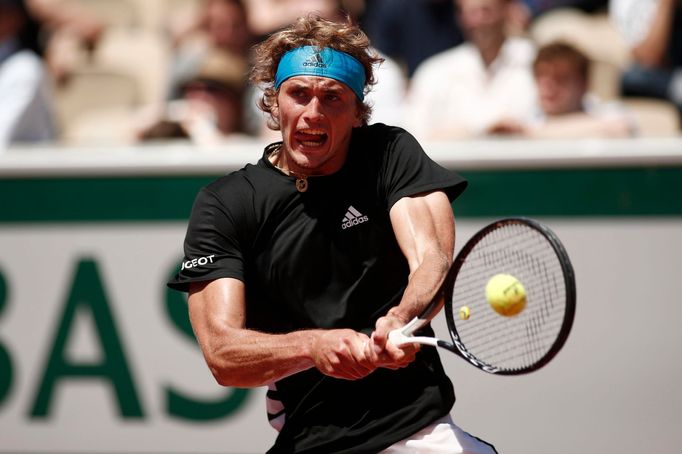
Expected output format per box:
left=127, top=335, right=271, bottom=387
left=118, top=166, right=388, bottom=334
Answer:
left=365, top=49, right=408, bottom=126
left=0, top=0, right=56, bottom=149
left=489, top=42, right=636, bottom=137
left=137, top=49, right=251, bottom=145
left=360, top=0, right=463, bottom=78
left=169, top=0, right=253, bottom=100
left=405, top=0, right=538, bottom=140
left=610, top=0, right=682, bottom=115
left=242, top=0, right=341, bottom=39
left=25, top=0, right=106, bottom=84
left=508, top=0, right=608, bottom=34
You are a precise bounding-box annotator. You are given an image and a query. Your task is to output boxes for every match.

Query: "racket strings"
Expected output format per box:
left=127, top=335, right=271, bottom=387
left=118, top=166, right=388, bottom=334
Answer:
left=451, top=223, right=568, bottom=372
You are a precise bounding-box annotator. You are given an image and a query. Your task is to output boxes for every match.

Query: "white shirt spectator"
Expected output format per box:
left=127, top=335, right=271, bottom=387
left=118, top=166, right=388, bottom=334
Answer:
left=524, top=93, right=638, bottom=138
left=406, top=37, right=538, bottom=140
left=0, top=39, right=56, bottom=150
left=609, top=0, right=659, bottom=47
left=366, top=51, right=407, bottom=127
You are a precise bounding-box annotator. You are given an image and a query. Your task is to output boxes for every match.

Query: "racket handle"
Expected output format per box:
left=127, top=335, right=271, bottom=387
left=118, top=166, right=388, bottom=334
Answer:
left=388, top=327, right=412, bottom=346
left=388, top=317, right=436, bottom=347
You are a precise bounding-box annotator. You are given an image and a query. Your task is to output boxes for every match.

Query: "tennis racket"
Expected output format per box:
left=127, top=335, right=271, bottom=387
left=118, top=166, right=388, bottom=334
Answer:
left=389, top=217, right=576, bottom=375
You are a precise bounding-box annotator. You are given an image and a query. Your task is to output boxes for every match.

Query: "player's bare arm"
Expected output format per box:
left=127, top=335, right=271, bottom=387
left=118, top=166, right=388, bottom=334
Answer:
left=188, top=278, right=376, bottom=387
left=370, top=190, right=455, bottom=366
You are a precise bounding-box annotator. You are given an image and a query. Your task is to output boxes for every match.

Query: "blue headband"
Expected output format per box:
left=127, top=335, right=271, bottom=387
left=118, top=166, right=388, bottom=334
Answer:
left=274, top=46, right=366, bottom=100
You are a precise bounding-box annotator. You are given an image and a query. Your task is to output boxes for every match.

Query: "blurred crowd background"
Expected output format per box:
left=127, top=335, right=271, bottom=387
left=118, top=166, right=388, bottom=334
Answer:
left=1, top=0, right=681, bottom=150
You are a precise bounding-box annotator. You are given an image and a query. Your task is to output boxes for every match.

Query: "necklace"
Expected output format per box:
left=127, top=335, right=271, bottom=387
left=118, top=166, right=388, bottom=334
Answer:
left=269, top=147, right=309, bottom=193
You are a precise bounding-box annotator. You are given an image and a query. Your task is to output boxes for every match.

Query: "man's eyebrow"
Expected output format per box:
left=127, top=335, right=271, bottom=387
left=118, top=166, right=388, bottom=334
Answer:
left=287, top=80, right=346, bottom=91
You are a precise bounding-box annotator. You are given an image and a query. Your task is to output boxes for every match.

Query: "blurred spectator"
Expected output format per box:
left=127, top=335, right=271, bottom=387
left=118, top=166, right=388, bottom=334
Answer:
left=405, top=0, right=537, bottom=140
left=489, top=42, right=636, bottom=137
left=360, top=0, right=463, bottom=78
left=25, top=0, right=106, bottom=84
left=167, top=0, right=263, bottom=138
left=342, top=7, right=409, bottom=126
left=243, top=0, right=342, bottom=38
left=508, top=0, right=608, bottom=33
left=610, top=0, right=682, bottom=114
left=137, top=49, right=250, bottom=145
left=366, top=49, right=408, bottom=126
left=0, top=0, right=56, bottom=149
left=169, top=0, right=253, bottom=99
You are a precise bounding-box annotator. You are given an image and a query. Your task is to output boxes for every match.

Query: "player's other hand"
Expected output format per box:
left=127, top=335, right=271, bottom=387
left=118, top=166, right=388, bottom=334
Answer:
left=311, top=329, right=377, bottom=380
left=368, top=315, right=419, bottom=370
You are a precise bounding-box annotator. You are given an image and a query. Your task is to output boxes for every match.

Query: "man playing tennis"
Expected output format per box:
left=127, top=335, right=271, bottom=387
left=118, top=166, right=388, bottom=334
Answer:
left=168, top=15, right=497, bottom=454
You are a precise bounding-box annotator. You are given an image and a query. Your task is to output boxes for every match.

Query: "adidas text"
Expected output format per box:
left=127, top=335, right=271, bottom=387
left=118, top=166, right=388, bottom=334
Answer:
left=342, top=215, right=369, bottom=229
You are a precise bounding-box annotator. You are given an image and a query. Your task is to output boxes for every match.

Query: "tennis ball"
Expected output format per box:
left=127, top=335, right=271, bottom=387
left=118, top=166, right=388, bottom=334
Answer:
left=459, top=306, right=471, bottom=320
left=485, top=273, right=526, bottom=317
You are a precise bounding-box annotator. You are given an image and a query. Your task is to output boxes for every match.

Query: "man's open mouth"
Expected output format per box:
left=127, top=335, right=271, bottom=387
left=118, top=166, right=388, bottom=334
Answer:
left=296, top=129, right=328, bottom=147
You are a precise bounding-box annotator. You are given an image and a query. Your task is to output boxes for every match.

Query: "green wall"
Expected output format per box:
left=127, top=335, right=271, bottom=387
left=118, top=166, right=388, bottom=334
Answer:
left=1, top=166, right=681, bottom=222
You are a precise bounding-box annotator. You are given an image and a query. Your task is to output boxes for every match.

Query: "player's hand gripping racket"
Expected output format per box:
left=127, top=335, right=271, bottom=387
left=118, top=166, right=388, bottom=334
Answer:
left=389, top=218, right=576, bottom=375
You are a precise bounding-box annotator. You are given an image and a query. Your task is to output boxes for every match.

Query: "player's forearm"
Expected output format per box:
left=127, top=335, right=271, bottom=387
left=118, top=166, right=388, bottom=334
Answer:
left=388, top=248, right=452, bottom=324
left=204, top=327, right=319, bottom=388
left=387, top=192, right=456, bottom=325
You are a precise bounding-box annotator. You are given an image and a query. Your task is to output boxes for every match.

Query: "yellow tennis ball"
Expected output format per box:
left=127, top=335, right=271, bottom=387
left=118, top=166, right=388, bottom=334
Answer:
left=459, top=305, right=471, bottom=320
left=486, top=273, right=527, bottom=317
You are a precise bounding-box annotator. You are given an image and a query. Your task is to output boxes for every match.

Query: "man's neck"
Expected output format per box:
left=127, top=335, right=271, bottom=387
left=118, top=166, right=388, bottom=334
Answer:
left=477, top=34, right=506, bottom=68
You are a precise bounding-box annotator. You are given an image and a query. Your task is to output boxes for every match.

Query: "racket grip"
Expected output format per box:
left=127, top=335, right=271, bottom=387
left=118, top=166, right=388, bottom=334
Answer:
left=388, top=317, right=425, bottom=347
left=388, top=328, right=410, bottom=347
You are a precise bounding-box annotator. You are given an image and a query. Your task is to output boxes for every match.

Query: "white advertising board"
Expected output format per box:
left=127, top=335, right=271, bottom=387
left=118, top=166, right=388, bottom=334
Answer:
left=1, top=219, right=681, bottom=453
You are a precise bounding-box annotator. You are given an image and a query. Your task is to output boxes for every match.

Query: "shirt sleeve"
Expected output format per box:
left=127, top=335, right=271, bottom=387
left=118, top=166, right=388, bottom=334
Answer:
left=0, top=51, right=55, bottom=147
left=609, top=0, right=658, bottom=47
left=380, top=128, right=468, bottom=209
left=167, top=185, right=249, bottom=292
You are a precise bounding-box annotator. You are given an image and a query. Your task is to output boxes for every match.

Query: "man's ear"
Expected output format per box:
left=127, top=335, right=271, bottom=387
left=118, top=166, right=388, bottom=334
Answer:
left=353, top=101, right=363, bottom=127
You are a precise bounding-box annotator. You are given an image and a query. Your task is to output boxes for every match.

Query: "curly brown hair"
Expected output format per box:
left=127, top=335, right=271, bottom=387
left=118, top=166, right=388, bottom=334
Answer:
left=250, top=14, right=383, bottom=129
left=533, top=42, right=590, bottom=83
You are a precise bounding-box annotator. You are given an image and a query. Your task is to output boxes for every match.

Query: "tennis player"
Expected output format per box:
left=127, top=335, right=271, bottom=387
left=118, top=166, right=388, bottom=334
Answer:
left=168, top=14, right=497, bottom=454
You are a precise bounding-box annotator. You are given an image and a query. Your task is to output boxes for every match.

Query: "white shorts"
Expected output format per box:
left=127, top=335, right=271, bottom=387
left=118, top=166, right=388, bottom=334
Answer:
left=380, top=415, right=498, bottom=454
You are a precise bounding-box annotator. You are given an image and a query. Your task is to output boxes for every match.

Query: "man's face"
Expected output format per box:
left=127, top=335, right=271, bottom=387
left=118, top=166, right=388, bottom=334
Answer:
left=274, top=76, right=362, bottom=175
left=456, top=0, right=507, bottom=44
left=183, top=81, right=241, bottom=133
left=206, top=0, right=250, bottom=53
left=535, top=60, right=586, bottom=116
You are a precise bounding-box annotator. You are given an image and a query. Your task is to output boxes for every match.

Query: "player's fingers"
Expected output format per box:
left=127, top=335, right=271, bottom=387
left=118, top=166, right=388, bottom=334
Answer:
left=373, top=315, right=404, bottom=345
left=383, top=340, right=419, bottom=367
left=327, top=334, right=376, bottom=380
left=318, top=354, right=370, bottom=380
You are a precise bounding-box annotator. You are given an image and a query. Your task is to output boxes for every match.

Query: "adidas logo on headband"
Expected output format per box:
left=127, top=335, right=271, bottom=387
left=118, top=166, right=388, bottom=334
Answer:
left=303, top=50, right=327, bottom=68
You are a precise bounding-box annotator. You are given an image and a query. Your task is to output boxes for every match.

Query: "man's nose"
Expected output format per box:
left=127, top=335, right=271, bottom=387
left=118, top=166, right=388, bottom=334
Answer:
left=303, top=97, right=324, bottom=121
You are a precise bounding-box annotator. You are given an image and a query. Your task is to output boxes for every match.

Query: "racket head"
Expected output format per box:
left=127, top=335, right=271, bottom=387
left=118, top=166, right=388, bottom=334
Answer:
left=444, top=218, right=576, bottom=375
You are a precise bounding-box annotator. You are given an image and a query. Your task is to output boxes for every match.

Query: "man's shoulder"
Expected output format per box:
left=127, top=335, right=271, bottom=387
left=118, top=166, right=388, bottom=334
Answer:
left=0, top=49, right=45, bottom=84
left=203, top=162, right=263, bottom=197
left=353, top=123, right=414, bottom=151
left=356, top=122, right=406, bottom=138
left=503, top=37, right=537, bottom=63
left=412, top=44, right=476, bottom=79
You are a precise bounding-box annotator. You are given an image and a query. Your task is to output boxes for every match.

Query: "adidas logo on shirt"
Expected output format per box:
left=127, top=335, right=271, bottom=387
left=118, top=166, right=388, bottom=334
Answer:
left=341, top=206, right=369, bottom=230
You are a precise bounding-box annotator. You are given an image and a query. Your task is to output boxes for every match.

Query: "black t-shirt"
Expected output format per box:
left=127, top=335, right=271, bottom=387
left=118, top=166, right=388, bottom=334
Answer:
left=168, top=124, right=467, bottom=453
